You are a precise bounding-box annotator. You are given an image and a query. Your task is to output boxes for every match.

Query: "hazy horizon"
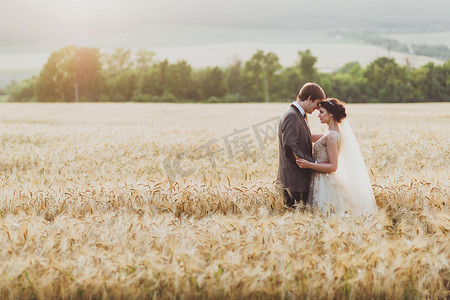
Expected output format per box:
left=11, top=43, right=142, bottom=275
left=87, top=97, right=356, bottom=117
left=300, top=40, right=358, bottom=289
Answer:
left=1, top=0, right=449, bottom=47
left=1, top=0, right=449, bottom=88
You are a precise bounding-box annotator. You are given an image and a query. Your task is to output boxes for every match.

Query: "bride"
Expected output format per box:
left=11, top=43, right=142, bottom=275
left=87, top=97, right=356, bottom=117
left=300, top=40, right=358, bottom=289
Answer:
left=296, top=98, right=377, bottom=216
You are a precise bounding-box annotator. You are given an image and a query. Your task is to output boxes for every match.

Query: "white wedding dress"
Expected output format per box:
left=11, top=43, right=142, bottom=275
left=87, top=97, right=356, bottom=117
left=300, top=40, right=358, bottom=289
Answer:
left=308, top=120, right=377, bottom=216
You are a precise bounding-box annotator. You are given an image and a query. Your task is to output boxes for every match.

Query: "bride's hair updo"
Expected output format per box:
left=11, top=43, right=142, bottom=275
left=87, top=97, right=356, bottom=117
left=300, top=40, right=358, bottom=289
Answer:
left=320, top=98, right=347, bottom=123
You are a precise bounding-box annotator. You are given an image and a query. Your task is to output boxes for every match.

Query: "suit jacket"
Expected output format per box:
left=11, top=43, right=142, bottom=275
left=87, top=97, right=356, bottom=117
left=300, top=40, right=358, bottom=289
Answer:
left=277, top=104, right=315, bottom=192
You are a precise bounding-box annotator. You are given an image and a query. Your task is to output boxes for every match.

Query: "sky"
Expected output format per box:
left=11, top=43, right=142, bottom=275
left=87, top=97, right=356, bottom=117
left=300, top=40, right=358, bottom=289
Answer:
left=1, top=0, right=449, bottom=47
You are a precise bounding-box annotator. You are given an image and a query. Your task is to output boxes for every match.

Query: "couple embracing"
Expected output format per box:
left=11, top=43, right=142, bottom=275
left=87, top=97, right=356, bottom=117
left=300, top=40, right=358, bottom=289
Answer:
left=277, top=83, right=377, bottom=216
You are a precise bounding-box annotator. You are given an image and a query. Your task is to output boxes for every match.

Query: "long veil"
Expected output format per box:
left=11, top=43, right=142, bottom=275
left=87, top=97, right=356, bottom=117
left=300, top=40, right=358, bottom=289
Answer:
left=335, top=119, right=377, bottom=215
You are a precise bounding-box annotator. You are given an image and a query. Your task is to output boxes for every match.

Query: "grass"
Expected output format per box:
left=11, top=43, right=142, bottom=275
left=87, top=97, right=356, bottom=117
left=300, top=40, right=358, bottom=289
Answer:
left=0, top=102, right=448, bottom=299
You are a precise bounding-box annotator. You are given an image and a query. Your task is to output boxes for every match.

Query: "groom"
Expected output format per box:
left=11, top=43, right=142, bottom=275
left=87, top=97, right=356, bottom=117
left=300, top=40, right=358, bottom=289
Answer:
left=277, top=82, right=326, bottom=207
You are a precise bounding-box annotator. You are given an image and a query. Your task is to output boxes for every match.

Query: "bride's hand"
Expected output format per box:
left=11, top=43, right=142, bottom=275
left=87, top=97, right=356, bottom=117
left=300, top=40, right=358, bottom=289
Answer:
left=296, top=159, right=310, bottom=169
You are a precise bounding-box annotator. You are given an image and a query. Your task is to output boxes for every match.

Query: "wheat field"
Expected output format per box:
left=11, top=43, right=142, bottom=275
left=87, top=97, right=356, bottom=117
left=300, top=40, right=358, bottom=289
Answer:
left=0, top=102, right=448, bottom=299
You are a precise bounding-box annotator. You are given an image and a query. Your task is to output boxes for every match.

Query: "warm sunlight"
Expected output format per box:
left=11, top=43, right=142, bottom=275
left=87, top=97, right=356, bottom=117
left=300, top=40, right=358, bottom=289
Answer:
left=0, top=0, right=449, bottom=298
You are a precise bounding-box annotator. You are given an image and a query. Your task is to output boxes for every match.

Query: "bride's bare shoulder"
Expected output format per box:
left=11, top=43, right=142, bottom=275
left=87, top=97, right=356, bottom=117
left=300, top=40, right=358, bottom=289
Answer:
left=325, top=131, right=340, bottom=146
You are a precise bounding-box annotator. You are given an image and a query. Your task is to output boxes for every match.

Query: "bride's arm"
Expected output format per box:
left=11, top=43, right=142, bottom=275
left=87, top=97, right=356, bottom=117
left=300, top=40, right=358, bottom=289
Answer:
left=311, top=133, right=324, bottom=143
left=296, top=134, right=339, bottom=173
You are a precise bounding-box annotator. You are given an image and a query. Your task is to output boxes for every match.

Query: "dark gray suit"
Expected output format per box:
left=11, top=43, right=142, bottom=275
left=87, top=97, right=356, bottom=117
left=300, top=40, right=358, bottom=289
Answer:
left=277, top=104, right=315, bottom=205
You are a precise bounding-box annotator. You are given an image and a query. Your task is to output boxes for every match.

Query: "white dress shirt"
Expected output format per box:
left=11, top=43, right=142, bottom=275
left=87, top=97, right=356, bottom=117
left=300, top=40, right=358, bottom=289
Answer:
left=292, top=101, right=306, bottom=118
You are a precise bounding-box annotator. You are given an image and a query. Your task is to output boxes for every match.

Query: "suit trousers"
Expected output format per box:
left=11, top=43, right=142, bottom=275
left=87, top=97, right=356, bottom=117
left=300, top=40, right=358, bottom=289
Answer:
left=283, top=189, right=309, bottom=207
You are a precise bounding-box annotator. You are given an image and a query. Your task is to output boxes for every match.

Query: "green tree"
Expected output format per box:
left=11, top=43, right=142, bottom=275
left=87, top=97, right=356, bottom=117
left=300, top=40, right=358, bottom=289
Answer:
left=318, top=62, right=367, bottom=102
left=411, top=44, right=450, bottom=60
left=409, top=61, right=450, bottom=102
left=36, top=46, right=102, bottom=102
left=102, top=48, right=137, bottom=101
left=224, top=57, right=243, bottom=101
left=408, top=65, right=430, bottom=101
left=297, top=49, right=319, bottom=83
left=70, top=47, right=102, bottom=101
left=272, top=67, right=300, bottom=100
left=339, top=62, right=364, bottom=77
left=102, top=48, right=133, bottom=77
left=196, top=67, right=226, bottom=101
left=8, top=77, right=38, bottom=102
left=243, top=50, right=281, bottom=102
left=104, top=70, right=138, bottom=102
left=320, top=73, right=368, bottom=103
left=273, top=49, right=318, bottom=101
left=135, top=49, right=156, bottom=73
left=137, top=60, right=169, bottom=100
left=36, top=45, right=76, bottom=101
left=442, top=60, right=450, bottom=101
left=5, top=80, right=18, bottom=94
left=363, top=57, right=410, bottom=102
left=166, top=60, right=196, bottom=101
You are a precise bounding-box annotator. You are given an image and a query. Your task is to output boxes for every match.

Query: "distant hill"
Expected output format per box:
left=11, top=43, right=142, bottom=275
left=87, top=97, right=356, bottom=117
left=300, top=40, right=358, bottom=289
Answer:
left=171, top=0, right=450, bottom=32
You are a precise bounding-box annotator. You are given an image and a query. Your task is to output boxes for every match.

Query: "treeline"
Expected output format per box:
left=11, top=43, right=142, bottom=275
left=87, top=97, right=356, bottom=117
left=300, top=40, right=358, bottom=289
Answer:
left=6, top=45, right=450, bottom=103
left=333, top=30, right=450, bottom=61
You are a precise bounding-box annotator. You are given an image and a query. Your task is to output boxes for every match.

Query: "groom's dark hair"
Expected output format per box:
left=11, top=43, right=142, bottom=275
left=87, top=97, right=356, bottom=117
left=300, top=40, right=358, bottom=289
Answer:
left=297, top=82, right=326, bottom=102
